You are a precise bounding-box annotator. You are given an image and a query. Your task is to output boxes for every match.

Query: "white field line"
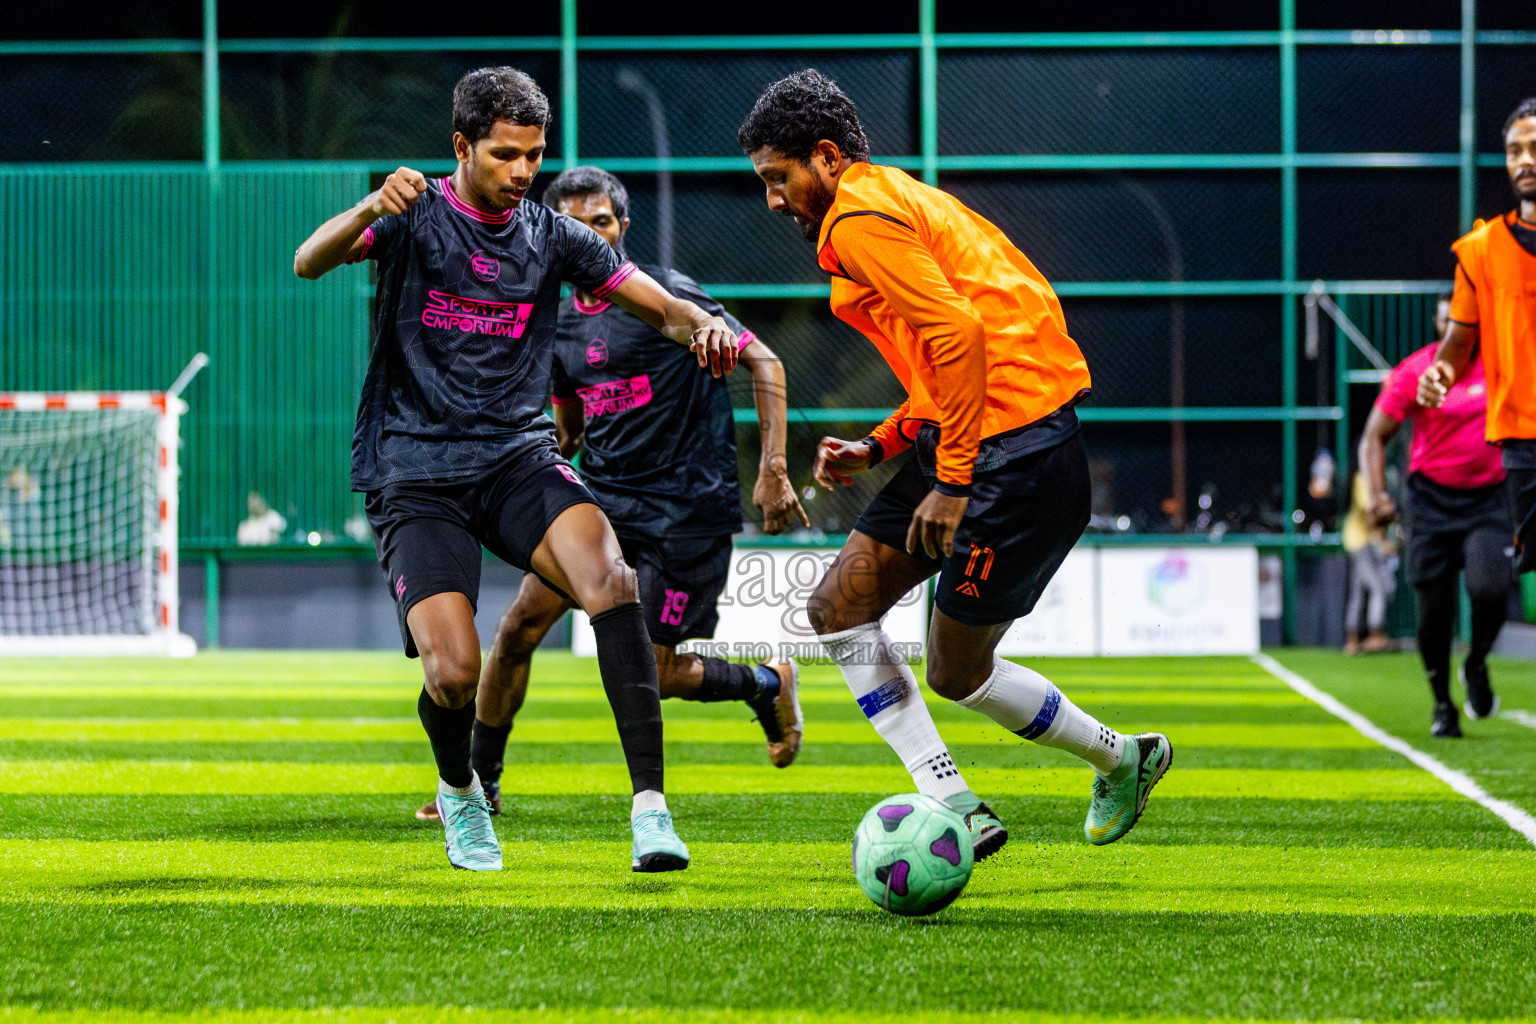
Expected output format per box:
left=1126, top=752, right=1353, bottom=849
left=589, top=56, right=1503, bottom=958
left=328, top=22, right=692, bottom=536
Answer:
left=1250, top=653, right=1536, bottom=847
left=1504, top=709, right=1536, bottom=732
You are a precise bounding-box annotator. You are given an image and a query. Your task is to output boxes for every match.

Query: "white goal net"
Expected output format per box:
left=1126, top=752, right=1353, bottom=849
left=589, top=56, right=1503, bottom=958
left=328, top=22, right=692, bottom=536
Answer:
left=0, top=392, right=194, bottom=656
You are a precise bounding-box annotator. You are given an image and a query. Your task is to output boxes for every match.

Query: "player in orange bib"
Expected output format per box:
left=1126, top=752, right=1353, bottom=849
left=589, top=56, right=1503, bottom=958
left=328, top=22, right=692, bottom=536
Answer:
left=1419, top=97, right=1536, bottom=720
left=738, top=70, right=1172, bottom=859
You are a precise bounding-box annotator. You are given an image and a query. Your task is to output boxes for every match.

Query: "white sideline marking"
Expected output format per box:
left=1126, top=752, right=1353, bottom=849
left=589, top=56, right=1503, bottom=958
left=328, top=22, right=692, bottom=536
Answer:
left=1505, top=709, right=1536, bottom=732
left=1250, top=653, right=1536, bottom=847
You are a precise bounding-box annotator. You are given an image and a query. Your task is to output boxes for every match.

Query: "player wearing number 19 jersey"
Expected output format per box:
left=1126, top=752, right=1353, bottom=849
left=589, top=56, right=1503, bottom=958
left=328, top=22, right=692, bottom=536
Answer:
left=740, top=70, right=1172, bottom=858
left=415, top=167, right=808, bottom=822
left=295, top=67, right=742, bottom=874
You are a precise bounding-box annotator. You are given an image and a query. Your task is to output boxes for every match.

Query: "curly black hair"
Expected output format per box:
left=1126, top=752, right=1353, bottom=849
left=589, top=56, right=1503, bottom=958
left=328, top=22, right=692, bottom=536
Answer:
left=737, top=69, right=871, bottom=163
left=1505, top=97, right=1536, bottom=137
left=542, top=166, right=629, bottom=223
left=452, top=67, right=551, bottom=144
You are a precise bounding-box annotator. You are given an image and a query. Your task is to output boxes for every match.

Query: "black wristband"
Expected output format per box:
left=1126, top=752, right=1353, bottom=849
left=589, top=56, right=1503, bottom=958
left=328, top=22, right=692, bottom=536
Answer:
left=934, top=479, right=973, bottom=498
left=861, top=436, right=885, bottom=468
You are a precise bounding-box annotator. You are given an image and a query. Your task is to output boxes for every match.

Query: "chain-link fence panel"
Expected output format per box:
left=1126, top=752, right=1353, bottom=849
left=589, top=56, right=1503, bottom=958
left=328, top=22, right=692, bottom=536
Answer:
left=941, top=172, right=1281, bottom=282
left=218, top=53, right=562, bottom=161
left=0, top=55, right=203, bottom=161
left=577, top=52, right=918, bottom=159
left=1298, top=169, right=1460, bottom=280
left=718, top=299, right=907, bottom=413
left=1061, top=297, right=1284, bottom=408
left=552, top=172, right=825, bottom=284
left=1477, top=47, right=1536, bottom=153
left=1296, top=46, right=1449, bottom=151
left=937, top=50, right=1279, bottom=155
left=1297, top=47, right=1458, bottom=153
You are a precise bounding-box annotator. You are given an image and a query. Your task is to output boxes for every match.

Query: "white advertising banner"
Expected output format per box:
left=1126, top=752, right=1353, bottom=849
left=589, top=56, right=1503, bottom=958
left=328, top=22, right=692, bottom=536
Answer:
left=1097, top=547, right=1260, bottom=655
left=994, top=548, right=1097, bottom=656
left=573, top=546, right=929, bottom=659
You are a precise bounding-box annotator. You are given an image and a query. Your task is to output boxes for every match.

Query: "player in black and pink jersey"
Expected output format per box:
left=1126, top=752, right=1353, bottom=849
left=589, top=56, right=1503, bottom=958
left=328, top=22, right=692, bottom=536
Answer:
left=294, top=67, right=738, bottom=874
left=414, top=166, right=810, bottom=825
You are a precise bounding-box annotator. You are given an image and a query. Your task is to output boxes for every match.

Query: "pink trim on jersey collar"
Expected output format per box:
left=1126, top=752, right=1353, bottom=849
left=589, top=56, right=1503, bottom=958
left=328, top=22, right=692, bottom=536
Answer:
left=573, top=294, right=611, bottom=315
left=438, top=177, right=515, bottom=225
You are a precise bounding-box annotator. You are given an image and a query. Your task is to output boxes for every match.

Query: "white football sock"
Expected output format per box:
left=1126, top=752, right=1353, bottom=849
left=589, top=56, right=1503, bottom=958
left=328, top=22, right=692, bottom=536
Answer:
left=439, top=770, right=482, bottom=798
left=957, top=657, right=1125, bottom=775
left=631, top=789, right=668, bottom=820
left=818, top=622, right=971, bottom=802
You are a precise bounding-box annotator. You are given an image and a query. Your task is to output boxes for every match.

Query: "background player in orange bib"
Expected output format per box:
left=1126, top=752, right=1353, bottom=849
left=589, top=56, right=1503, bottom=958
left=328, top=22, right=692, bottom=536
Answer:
left=1420, top=98, right=1536, bottom=607
left=738, top=70, right=1172, bottom=858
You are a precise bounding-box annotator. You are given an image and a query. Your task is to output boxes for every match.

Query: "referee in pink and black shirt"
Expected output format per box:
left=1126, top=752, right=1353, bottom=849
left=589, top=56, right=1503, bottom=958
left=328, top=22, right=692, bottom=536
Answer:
left=1359, top=294, right=1510, bottom=738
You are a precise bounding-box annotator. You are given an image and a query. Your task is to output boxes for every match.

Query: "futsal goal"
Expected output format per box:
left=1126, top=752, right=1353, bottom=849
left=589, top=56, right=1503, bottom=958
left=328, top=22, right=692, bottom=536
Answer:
left=0, top=386, right=197, bottom=657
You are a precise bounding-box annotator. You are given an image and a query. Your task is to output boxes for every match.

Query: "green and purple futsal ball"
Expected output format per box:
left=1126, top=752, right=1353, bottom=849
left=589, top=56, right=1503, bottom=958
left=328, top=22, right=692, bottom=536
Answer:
left=852, top=793, right=974, bottom=916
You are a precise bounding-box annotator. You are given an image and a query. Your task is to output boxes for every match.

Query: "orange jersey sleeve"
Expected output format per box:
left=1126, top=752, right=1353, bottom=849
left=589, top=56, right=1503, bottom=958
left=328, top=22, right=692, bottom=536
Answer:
left=1449, top=260, right=1480, bottom=325
left=867, top=397, right=914, bottom=462
left=832, top=214, right=987, bottom=488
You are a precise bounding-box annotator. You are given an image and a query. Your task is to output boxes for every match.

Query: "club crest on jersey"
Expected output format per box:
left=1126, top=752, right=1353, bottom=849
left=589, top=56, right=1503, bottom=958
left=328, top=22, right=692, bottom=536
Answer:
left=469, top=249, right=500, bottom=282
left=421, top=290, right=532, bottom=338
left=586, top=339, right=609, bottom=369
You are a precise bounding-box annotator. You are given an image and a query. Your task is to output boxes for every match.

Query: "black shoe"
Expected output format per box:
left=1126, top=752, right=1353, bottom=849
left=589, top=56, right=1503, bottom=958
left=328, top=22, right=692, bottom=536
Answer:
left=1460, top=663, right=1500, bottom=720
left=1431, top=701, right=1462, bottom=738
left=963, top=801, right=1009, bottom=862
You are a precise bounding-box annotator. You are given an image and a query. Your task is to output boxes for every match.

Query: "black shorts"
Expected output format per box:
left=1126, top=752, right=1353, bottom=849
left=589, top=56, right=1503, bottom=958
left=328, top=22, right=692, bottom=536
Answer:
left=853, top=434, right=1091, bottom=627
left=365, top=445, right=597, bottom=657
left=618, top=531, right=734, bottom=647
left=1404, top=473, right=1513, bottom=597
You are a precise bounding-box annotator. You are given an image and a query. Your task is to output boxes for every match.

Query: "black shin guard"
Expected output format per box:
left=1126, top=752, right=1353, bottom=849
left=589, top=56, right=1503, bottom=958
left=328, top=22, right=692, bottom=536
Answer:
left=695, top=658, right=760, bottom=702
left=590, top=602, right=665, bottom=794
left=417, top=687, right=476, bottom=789
left=470, top=720, right=512, bottom=786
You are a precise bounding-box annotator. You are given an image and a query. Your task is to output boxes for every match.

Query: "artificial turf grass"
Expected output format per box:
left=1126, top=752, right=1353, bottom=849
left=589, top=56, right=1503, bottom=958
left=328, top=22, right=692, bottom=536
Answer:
left=1271, top=651, right=1536, bottom=809
left=3, top=650, right=1535, bottom=1019
left=4, top=903, right=1535, bottom=1019
left=1, top=793, right=1521, bottom=850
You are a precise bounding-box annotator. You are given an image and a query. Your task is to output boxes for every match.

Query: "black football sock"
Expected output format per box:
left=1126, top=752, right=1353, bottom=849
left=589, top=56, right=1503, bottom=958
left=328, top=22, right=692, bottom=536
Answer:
left=590, top=602, right=665, bottom=794
left=417, top=687, right=476, bottom=789
left=693, top=658, right=760, bottom=702
left=470, top=720, right=512, bottom=787
left=1414, top=579, right=1456, bottom=705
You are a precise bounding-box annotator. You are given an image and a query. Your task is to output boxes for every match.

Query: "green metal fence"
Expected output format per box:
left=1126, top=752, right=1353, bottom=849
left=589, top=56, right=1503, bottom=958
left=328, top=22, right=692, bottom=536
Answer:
left=2, top=0, right=1533, bottom=641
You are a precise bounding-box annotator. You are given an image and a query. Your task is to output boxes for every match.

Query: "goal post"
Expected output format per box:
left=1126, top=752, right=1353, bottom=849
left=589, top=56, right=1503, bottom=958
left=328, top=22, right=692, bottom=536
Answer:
left=0, top=391, right=196, bottom=657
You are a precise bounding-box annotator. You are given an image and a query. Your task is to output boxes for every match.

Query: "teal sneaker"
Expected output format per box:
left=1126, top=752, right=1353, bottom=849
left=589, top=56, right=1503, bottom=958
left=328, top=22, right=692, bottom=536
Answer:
left=631, top=809, right=690, bottom=873
left=436, top=788, right=503, bottom=871
left=962, top=801, right=1009, bottom=862
left=1084, top=733, right=1172, bottom=846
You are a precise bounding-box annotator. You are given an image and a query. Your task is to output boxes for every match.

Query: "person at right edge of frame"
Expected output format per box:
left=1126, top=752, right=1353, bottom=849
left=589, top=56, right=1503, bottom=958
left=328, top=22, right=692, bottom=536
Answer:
left=738, top=70, right=1173, bottom=862
left=1361, top=291, right=1509, bottom=739
left=1419, top=96, right=1536, bottom=723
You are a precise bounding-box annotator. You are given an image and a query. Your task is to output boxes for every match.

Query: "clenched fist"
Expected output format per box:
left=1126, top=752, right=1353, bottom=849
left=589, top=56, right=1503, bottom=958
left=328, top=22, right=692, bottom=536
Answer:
left=371, top=167, right=429, bottom=218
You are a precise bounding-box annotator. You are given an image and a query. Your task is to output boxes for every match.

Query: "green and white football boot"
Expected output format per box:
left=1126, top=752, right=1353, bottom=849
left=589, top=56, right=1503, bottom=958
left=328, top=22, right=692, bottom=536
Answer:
left=1084, top=733, right=1172, bottom=846
left=436, top=785, right=503, bottom=871
left=631, top=809, right=690, bottom=873
left=962, top=801, right=1009, bottom=862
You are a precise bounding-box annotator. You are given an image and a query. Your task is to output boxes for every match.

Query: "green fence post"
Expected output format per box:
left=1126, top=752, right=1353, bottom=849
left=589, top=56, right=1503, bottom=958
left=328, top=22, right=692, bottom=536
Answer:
left=204, top=553, right=220, bottom=649
left=918, top=0, right=938, bottom=185
left=562, top=0, right=578, bottom=166
left=202, top=0, right=219, bottom=172
left=1460, top=0, right=1477, bottom=231
left=1280, top=0, right=1300, bottom=644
